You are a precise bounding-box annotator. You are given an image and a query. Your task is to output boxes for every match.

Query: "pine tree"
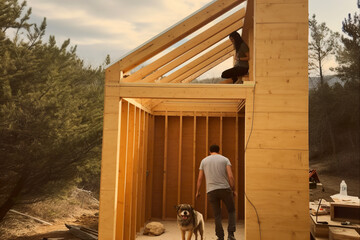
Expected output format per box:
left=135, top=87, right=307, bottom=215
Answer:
left=0, top=0, right=104, bottom=221
left=308, top=14, right=340, bottom=86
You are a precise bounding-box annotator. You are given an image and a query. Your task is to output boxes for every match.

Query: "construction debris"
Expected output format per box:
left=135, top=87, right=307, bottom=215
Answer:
left=65, top=224, right=98, bottom=240
left=9, top=209, right=52, bottom=226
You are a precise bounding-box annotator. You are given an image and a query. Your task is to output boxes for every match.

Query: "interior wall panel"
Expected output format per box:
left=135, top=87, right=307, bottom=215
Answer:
left=195, top=117, right=207, bottom=215
left=165, top=117, right=180, bottom=218
left=151, top=116, right=165, bottom=219
left=149, top=115, right=245, bottom=221
left=207, top=117, right=221, bottom=219
left=180, top=117, right=195, bottom=205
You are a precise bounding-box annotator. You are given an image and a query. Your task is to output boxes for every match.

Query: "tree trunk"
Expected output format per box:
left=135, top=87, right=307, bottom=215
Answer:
left=0, top=171, right=28, bottom=222
left=325, top=114, right=338, bottom=164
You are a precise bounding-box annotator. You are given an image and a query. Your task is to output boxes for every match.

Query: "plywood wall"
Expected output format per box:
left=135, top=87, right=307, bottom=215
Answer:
left=99, top=99, right=152, bottom=240
left=147, top=114, right=245, bottom=220
left=244, top=0, right=309, bottom=239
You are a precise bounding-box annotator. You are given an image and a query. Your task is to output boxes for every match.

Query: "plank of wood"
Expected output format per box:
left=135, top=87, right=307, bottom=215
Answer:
left=9, top=209, right=52, bottom=226
left=256, top=2, right=308, bottom=23
left=329, top=227, right=360, bottom=240
left=114, top=83, right=251, bottom=100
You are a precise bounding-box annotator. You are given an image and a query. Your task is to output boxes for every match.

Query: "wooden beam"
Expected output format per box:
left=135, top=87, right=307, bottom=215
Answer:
left=181, top=52, right=233, bottom=83
left=159, top=40, right=233, bottom=83
left=137, top=18, right=245, bottom=83
left=235, top=114, right=239, bottom=218
left=178, top=113, right=183, bottom=205
left=111, top=83, right=253, bottom=99
left=123, top=103, right=135, bottom=240
left=152, top=100, right=240, bottom=112
left=115, top=100, right=128, bottom=239
left=204, top=114, right=209, bottom=220
left=98, top=96, right=120, bottom=240
left=153, top=111, right=240, bottom=117
left=162, top=113, right=168, bottom=219
left=192, top=114, right=197, bottom=206
left=106, top=0, right=245, bottom=79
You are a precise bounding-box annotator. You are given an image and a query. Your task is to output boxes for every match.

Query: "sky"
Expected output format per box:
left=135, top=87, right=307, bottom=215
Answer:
left=25, top=0, right=359, bottom=79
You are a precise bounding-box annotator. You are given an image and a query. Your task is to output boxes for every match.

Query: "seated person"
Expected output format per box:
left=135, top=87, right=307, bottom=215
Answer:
left=219, top=31, right=249, bottom=84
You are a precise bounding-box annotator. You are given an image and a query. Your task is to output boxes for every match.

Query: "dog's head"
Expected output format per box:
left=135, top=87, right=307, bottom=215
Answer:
left=175, top=204, right=193, bottom=221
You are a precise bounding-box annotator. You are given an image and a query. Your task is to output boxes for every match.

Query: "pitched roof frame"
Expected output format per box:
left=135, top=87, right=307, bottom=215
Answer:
left=106, top=0, right=246, bottom=81
left=123, top=8, right=246, bottom=83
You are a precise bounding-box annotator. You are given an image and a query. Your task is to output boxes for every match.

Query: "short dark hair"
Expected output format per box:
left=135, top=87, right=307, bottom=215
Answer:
left=209, top=145, right=220, bottom=153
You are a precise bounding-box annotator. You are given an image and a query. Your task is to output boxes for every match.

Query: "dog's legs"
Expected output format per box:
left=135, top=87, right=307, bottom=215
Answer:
left=194, top=229, right=198, bottom=240
left=186, top=230, right=193, bottom=240
left=181, top=230, right=186, bottom=240
left=200, top=222, right=204, bottom=240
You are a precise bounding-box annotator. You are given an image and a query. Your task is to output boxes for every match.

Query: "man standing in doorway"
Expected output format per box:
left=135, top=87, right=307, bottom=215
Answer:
left=196, top=144, right=237, bottom=240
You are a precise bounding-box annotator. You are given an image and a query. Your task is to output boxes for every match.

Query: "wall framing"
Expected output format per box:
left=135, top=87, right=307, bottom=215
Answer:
left=99, top=0, right=309, bottom=239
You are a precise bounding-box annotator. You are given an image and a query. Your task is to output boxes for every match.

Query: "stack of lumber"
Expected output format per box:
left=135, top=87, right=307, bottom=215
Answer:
left=309, top=198, right=360, bottom=240
left=65, top=224, right=98, bottom=240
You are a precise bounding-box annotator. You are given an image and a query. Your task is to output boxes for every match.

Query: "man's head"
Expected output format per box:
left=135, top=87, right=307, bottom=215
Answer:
left=209, top=144, right=220, bottom=153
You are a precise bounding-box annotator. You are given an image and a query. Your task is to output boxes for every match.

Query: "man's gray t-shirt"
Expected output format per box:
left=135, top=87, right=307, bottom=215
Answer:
left=199, top=154, right=231, bottom=193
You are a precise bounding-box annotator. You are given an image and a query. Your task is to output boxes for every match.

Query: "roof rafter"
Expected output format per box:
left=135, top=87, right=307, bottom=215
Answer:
left=106, top=0, right=245, bottom=82
left=123, top=8, right=246, bottom=83
left=159, top=40, right=233, bottom=83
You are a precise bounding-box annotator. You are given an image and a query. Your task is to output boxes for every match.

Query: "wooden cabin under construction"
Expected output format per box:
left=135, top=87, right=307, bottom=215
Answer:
left=99, top=0, right=309, bottom=239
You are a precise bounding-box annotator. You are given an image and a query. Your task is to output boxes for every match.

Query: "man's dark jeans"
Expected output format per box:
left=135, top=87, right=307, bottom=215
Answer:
left=207, top=188, right=236, bottom=239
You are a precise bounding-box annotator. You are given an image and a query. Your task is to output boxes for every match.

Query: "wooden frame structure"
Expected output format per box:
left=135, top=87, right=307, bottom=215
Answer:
left=99, top=0, right=309, bottom=239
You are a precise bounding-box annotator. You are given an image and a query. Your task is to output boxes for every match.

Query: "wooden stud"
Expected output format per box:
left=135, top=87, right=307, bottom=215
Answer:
left=130, top=106, right=139, bottom=240
left=140, top=111, right=148, bottom=227
left=98, top=96, right=120, bottom=240
left=192, top=114, right=197, bottom=206
left=178, top=113, right=183, bottom=205
left=123, top=103, right=135, bottom=240
left=136, top=109, right=144, bottom=232
left=162, top=113, right=168, bottom=219
left=115, top=100, right=128, bottom=239
left=205, top=114, right=209, bottom=220
left=145, top=115, right=155, bottom=221
left=235, top=114, right=239, bottom=218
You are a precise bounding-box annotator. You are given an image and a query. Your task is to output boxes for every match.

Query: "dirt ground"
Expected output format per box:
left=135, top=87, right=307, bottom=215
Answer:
left=309, top=160, right=360, bottom=202
left=136, top=220, right=244, bottom=240
left=1, top=160, right=358, bottom=239
left=0, top=210, right=98, bottom=240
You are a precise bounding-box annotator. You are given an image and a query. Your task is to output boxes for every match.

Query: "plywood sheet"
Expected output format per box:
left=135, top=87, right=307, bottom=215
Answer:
left=195, top=117, right=207, bottom=215
left=180, top=117, right=195, bottom=205
left=151, top=116, right=165, bottom=219
left=256, top=23, right=308, bottom=40
left=256, top=2, right=308, bottom=23
left=166, top=117, right=180, bottom=218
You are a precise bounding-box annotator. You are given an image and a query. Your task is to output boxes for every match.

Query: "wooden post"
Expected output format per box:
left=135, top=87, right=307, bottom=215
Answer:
left=162, top=113, right=168, bottom=219
left=98, top=95, right=121, bottom=240
left=115, top=100, right=129, bottom=239
left=123, top=103, right=135, bottom=240
left=192, top=114, right=197, bottom=206
left=205, top=114, right=209, bottom=220
left=178, top=113, right=183, bottom=205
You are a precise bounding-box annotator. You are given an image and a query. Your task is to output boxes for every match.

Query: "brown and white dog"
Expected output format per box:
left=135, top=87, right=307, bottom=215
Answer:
left=176, top=204, right=204, bottom=240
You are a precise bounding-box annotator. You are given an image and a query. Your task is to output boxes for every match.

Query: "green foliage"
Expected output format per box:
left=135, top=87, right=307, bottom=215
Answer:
left=333, top=13, right=360, bottom=83
left=309, top=13, right=360, bottom=172
left=0, top=0, right=104, bottom=211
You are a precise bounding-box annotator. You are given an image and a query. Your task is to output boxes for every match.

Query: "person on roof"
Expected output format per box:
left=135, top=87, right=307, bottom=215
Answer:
left=219, top=31, right=249, bottom=84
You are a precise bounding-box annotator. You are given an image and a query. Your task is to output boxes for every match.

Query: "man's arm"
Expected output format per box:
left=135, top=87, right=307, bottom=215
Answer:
left=196, top=170, right=204, bottom=198
left=226, top=165, right=237, bottom=197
